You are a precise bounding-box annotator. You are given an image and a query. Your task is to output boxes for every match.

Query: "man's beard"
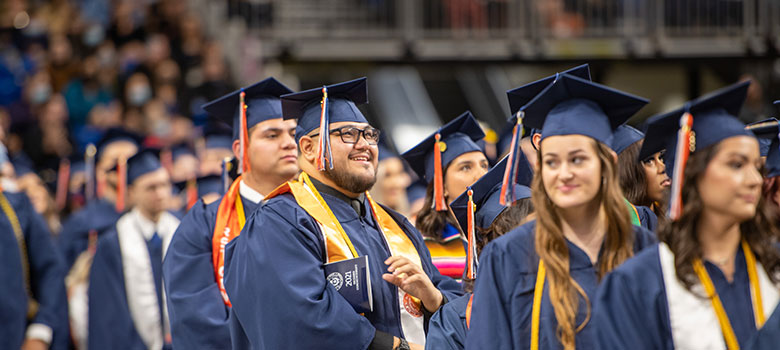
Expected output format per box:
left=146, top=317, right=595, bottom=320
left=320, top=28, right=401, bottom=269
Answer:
left=324, top=165, right=377, bottom=194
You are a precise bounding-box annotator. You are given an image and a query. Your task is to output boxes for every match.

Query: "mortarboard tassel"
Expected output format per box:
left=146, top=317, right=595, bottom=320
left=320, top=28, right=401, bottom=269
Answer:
left=465, top=188, right=477, bottom=280
left=432, top=132, right=447, bottom=211
left=669, top=111, right=694, bottom=221
left=500, top=111, right=525, bottom=206
left=316, top=86, right=334, bottom=171
left=115, top=156, right=127, bottom=212
left=55, top=158, right=70, bottom=211
left=186, top=177, right=198, bottom=210
left=85, top=144, right=96, bottom=202
left=238, top=89, right=250, bottom=174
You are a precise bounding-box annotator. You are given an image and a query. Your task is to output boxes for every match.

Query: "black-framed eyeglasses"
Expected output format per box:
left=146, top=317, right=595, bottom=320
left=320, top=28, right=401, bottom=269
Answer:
left=310, top=126, right=381, bottom=145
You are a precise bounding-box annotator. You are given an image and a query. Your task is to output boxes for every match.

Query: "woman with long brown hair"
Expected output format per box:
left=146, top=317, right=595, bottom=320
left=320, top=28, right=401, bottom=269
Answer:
left=465, top=74, right=656, bottom=350
left=402, top=111, right=489, bottom=279
left=613, top=124, right=669, bottom=230
left=595, top=81, right=780, bottom=349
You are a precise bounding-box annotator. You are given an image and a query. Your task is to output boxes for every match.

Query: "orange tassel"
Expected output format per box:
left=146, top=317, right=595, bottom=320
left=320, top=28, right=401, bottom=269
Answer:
left=466, top=188, right=476, bottom=279
left=669, top=112, right=693, bottom=220
left=186, top=178, right=198, bottom=210
left=239, top=90, right=250, bottom=174
left=316, top=87, right=332, bottom=171
left=433, top=133, right=446, bottom=211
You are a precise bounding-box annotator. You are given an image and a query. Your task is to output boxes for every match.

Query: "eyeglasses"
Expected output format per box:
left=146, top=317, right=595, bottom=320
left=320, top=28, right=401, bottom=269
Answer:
left=310, top=126, right=381, bottom=145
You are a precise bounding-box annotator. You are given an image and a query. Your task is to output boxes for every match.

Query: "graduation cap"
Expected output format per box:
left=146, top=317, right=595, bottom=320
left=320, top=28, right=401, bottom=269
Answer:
left=203, top=122, right=234, bottom=150
left=377, top=136, right=399, bottom=162
left=171, top=143, right=196, bottom=161
left=746, top=118, right=780, bottom=178
left=281, top=77, right=369, bottom=171
left=202, top=77, right=293, bottom=173
left=523, top=73, right=649, bottom=145
left=610, top=124, right=645, bottom=155
left=400, top=111, right=485, bottom=211
left=641, top=80, right=752, bottom=220
left=96, top=128, right=142, bottom=159
left=449, top=154, right=533, bottom=279
left=175, top=174, right=224, bottom=210
left=500, top=65, right=593, bottom=205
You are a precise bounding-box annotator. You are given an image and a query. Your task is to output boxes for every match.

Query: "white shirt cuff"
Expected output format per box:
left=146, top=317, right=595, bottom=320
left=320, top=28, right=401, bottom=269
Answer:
left=25, top=323, right=53, bottom=344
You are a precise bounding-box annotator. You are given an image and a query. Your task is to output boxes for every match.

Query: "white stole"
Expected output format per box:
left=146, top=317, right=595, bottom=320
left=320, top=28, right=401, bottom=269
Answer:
left=659, top=242, right=780, bottom=350
left=117, top=210, right=179, bottom=350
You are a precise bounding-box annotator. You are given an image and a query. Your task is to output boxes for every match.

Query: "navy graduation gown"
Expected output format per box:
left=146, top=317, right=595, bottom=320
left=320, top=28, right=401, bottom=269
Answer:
left=57, top=198, right=120, bottom=269
left=594, top=244, right=761, bottom=350
left=746, top=304, right=780, bottom=350
left=88, top=230, right=148, bottom=350
left=0, top=192, right=69, bottom=350
left=163, top=194, right=257, bottom=350
left=224, top=190, right=463, bottom=349
left=465, top=220, right=656, bottom=350
left=635, top=205, right=658, bottom=233
left=426, top=293, right=471, bottom=350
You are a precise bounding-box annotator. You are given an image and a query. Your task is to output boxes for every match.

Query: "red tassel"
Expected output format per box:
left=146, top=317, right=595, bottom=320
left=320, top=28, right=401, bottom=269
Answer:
left=186, top=178, right=198, bottom=210
left=466, top=188, right=477, bottom=279
left=669, top=112, right=693, bottom=220
left=55, top=158, right=70, bottom=211
left=239, top=90, right=250, bottom=174
left=499, top=111, right=524, bottom=205
left=433, top=133, right=446, bottom=211
left=116, top=157, right=127, bottom=212
left=160, top=148, right=173, bottom=175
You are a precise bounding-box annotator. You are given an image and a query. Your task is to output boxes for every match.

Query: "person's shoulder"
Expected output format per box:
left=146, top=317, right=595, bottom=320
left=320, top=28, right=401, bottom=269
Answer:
left=611, top=243, right=661, bottom=280
left=632, top=225, right=658, bottom=251
left=481, top=220, right=538, bottom=273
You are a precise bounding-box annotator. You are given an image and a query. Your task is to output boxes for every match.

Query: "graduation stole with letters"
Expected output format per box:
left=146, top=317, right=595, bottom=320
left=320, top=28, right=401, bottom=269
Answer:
left=266, top=172, right=428, bottom=344
left=212, top=175, right=248, bottom=307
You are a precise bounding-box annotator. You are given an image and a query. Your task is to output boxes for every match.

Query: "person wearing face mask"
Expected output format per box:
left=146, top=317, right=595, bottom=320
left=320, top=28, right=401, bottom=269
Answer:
left=224, top=78, right=463, bottom=350
left=401, top=112, right=489, bottom=280
left=465, top=74, right=656, bottom=350
left=125, top=72, right=153, bottom=108
left=594, top=81, right=780, bottom=349
left=613, top=124, right=665, bottom=230
left=162, top=78, right=299, bottom=350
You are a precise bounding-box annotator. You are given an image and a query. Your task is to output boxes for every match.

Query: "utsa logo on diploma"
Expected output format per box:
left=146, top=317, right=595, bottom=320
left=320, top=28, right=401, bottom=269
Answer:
left=327, top=272, right=344, bottom=291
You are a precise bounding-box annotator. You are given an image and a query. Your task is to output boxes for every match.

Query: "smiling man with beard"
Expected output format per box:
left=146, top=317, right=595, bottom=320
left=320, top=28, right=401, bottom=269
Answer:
left=223, top=77, right=463, bottom=350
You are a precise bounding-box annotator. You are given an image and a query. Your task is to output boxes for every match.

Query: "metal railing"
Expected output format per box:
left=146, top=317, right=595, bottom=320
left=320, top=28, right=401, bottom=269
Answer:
left=214, top=0, right=775, bottom=59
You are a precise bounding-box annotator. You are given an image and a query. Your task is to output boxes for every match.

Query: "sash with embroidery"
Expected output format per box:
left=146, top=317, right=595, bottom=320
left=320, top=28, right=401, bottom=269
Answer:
left=212, top=175, right=247, bottom=307
left=265, top=172, right=428, bottom=345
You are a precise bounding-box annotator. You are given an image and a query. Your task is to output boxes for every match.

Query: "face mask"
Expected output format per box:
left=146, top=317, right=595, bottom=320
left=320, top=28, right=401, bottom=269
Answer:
left=30, top=84, right=51, bottom=105
left=128, top=85, right=152, bottom=107
left=83, top=24, right=105, bottom=47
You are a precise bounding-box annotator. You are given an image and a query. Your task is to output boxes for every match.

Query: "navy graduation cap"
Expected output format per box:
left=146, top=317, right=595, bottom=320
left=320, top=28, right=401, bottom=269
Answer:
left=96, top=128, right=142, bottom=159
left=203, top=122, right=234, bottom=150
left=123, top=148, right=164, bottom=185
left=176, top=174, right=224, bottom=210
left=522, top=73, right=649, bottom=145
left=501, top=64, right=592, bottom=204
left=202, top=77, right=293, bottom=141
left=400, top=111, right=485, bottom=211
left=281, top=77, right=369, bottom=171
left=746, top=118, right=780, bottom=178
left=641, top=80, right=753, bottom=220
left=377, top=136, right=399, bottom=162
left=610, top=124, right=645, bottom=155
left=449, top=154, right=533, bottom=279
left=171, top=143, right=196, bottom=161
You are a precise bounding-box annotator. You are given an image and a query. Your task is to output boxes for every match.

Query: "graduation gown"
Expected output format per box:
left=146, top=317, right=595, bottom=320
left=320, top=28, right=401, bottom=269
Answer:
left=0, top=191, right=69, bottom=350
left=88, top=209, right=179, bottom=350
left=635, top=204, right=658, bottom=233
left=594, top=243, right=779, bottom=350
left=745, top=304, right=780, bottom=350
left=163, top=186, right=260, bottom=350
left=223, top=187, right=464, bottom=349
left=465, top=220, right=656, bottom=350
left=58, top=198, right=120, bottom=269
left=426, top=293, right=471, bottom=350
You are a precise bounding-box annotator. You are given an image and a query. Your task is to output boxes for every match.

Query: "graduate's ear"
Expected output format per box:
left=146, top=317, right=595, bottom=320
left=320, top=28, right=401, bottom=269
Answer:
left=231, top=139, right=241, bottom=160
left=298, top=135, right=317, bottom=163
left=532, top=133, right=542, bottom=150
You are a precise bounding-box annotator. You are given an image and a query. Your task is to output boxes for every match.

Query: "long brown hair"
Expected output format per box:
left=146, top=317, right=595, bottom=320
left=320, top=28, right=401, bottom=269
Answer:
left=532, top=139, right=634, bottom=350
left=415, top=182, right=458, bottom=240
left=659, top=143, right=780, bottom=291
left=618, top=140, right=667, bottom=221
